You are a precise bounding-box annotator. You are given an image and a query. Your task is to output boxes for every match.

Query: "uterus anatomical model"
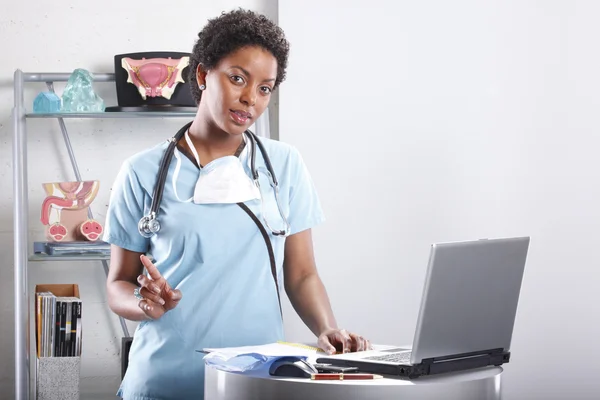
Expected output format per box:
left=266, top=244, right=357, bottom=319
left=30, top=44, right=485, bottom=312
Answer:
left=121, top=56, right=189, bottom=100
left=41, top=181, right=103, bottom=242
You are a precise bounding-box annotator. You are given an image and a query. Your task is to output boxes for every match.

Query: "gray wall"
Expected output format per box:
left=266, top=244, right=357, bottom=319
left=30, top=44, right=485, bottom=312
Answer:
left=278, top=1, right=600, bottom=399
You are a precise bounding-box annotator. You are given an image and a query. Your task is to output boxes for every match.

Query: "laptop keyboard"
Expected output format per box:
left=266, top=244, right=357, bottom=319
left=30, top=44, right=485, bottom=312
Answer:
left=363, top=352, right=412, bottom=364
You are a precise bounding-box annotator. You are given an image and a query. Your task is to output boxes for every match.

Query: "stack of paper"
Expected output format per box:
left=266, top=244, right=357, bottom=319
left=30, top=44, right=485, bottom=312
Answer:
left=200, top=342, right=325, bottom=372
left=202, top=342, right=324, bottom=357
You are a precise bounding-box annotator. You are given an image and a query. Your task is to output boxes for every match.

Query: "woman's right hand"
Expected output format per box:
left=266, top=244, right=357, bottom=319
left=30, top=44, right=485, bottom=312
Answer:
left=136, top=255, right=183, bottom=319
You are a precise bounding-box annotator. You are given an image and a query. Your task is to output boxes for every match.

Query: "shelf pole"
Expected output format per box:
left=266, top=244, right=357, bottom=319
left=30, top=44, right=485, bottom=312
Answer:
left=13, top=69, right=30, bottom=400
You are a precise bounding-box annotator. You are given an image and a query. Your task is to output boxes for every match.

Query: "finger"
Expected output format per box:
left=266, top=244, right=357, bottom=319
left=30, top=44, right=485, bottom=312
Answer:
left=169, top=289, right=183, bottom=302
left=138, top=298, right=155, bottom=317
left=366, top=339, right=373, bottom=350
left=327, top=330, right=351, bottom=353
left=338, top=329, right=352, bottom=353
left=163, top=289, right=183, bottom=311
left=317, top=335, right=337, bottom=355
left=359, top=336, right=369, bottom=352
left=140, top=255, right=163, bottom=281
left=362, top=337, right=370, bottom=351
left=138, top=298, right=164, bottom=320
left=139, top=286, right=166, bottom=306
left=358, top=335, right=368, bottom=352
left=137, top=274, right=161, bottom=295
left=349, top=332, right=366, bottom=352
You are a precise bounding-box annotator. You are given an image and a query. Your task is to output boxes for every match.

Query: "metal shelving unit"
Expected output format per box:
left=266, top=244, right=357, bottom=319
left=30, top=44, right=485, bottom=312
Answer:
left=12, top=70, right=197, bottom=400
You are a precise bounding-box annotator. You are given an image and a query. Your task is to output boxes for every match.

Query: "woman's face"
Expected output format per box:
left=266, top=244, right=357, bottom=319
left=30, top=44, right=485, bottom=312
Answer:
left=198, top=45, right=277, bottom=136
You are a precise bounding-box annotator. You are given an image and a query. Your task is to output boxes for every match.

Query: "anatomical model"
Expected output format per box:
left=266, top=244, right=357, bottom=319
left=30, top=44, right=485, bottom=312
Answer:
left=121, top=56, right=189, bottom=100
left=41, top=181, right=103, bottom=242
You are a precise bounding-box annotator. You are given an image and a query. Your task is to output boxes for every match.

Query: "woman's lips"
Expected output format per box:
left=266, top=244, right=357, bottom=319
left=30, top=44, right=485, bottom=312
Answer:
left=230, top=110, right=252, bottom=125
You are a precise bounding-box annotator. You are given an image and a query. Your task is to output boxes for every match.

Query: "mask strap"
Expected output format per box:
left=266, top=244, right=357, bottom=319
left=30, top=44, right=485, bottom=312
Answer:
left=243, top=131, right=254, bottom=171
left=184, top=129, right=202, bottom=167
left=172, top=148, right=193, bottom=203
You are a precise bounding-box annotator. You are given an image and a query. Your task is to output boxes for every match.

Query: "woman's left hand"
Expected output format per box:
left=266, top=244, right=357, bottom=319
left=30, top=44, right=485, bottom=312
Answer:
left=317, top=328, right=372, bottom=355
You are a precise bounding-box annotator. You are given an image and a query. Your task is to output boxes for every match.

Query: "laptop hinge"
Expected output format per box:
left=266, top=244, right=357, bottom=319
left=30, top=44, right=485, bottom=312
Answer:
left=421, top=348, right=510, bottom=375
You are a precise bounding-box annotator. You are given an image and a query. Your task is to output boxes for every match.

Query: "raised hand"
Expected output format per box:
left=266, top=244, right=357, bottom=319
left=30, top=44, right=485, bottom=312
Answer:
left=135, top=255, right=182, bottom=320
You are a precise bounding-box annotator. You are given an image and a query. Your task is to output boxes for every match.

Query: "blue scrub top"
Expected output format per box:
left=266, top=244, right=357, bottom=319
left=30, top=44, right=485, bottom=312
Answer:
left=103, top=134, right=325, bottom=400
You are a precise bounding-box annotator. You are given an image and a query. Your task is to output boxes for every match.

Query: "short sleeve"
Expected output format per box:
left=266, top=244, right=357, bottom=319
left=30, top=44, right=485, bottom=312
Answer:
left=103, top=160, right=150, bottom=253
left=287, top=148, right=326, bottom=235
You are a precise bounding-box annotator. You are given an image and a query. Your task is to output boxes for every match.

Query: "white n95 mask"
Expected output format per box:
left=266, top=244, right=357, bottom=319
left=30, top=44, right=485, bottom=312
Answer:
left=192, top=155, right=261, bottom=204
left=171, top=130, right=261, bottom=205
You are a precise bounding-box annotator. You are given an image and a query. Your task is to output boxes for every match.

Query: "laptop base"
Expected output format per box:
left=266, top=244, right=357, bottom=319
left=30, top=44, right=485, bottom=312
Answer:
left=316, top=348, right=510, bottom=379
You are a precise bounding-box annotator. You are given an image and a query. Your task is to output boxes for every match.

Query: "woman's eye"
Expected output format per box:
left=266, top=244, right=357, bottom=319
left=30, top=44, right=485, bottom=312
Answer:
left=230, top=75, right=244, bottom=84
left=261, top=86, right=272, bottom=94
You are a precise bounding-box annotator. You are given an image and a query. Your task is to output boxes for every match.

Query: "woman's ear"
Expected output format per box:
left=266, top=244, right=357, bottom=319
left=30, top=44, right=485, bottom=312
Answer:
left=196, top=64, right=208, bottom=90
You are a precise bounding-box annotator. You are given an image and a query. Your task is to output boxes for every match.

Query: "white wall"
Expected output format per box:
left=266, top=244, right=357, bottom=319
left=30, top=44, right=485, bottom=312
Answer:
left=0, top=1, right=277, bottom=398
left=279, top=1, right=600, bottom=399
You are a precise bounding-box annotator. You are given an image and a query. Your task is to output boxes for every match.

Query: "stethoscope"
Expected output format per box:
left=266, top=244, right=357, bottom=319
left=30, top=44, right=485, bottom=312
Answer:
left=138, top=121, right=291, bottom=239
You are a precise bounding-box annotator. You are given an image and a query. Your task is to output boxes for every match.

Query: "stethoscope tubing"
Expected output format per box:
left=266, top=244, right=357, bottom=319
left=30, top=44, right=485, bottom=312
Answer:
left=139, top=121, right=289, bottom=237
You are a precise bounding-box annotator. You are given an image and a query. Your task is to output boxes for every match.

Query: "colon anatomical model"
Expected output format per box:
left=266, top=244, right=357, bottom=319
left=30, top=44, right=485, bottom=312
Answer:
left=41, top=181, right=103, bottom=242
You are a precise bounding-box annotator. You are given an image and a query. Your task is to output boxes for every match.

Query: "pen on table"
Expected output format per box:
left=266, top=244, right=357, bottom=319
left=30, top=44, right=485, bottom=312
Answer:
left=310, top=373, right=383, bottom=380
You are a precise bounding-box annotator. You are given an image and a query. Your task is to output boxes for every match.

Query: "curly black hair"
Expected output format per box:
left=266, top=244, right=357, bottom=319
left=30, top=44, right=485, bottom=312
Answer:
left=188, top=9, right=290, bottom=105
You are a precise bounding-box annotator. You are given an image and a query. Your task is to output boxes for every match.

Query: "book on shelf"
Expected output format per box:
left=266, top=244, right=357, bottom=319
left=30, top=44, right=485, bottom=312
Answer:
left=35, top=284, right=82, bottom=358
left=33, top=240, right=110, bottom=257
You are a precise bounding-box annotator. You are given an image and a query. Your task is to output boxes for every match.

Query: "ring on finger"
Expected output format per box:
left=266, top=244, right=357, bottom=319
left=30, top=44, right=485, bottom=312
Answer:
left=133, top=287, right=144, bottom=301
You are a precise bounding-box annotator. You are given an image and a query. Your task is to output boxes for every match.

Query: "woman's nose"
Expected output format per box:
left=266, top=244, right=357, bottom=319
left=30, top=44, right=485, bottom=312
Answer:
left=240, top=87, right=256, bottom=107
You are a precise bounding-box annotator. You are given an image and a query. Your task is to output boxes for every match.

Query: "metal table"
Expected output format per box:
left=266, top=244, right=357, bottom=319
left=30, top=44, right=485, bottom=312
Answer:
left=205, top=365, right=503, bottom=400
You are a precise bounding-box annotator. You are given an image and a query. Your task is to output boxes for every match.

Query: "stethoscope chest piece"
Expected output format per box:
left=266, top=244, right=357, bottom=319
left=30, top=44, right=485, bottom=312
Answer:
left=138, top=213, right=160, bottom=238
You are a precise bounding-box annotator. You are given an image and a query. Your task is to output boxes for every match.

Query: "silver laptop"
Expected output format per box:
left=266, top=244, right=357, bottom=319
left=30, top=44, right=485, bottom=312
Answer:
left=316, top=237, right=530, bottom=378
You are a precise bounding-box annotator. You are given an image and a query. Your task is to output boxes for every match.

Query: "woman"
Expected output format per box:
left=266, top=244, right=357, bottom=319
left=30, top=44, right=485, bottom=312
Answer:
left=104, top=8, right=370, bottom=400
